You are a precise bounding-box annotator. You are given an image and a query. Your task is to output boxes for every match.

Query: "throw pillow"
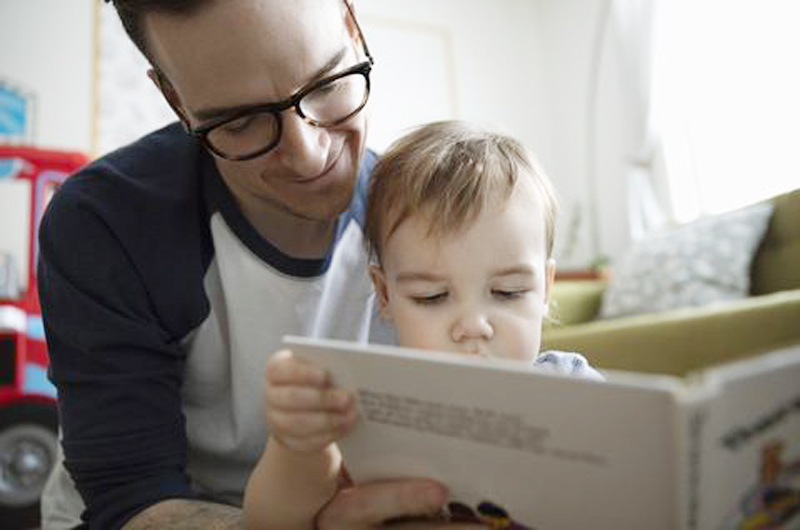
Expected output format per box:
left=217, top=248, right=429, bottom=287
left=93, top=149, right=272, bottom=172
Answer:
left=599, top=202, right=774, bottom=319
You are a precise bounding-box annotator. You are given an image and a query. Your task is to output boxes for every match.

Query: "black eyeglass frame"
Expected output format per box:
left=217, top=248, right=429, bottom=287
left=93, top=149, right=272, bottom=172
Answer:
left=185, top=2, right=374, bottom=161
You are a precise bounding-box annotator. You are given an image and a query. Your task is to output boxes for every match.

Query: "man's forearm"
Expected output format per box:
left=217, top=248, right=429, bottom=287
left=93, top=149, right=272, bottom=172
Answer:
left=123, top=499, right=244, bottom=530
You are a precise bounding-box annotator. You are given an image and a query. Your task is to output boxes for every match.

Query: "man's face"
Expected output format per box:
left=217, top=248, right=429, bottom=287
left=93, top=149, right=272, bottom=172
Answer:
left=372, top=185, right=557, bottom=362
left=145, top=0, right=368, bottom=223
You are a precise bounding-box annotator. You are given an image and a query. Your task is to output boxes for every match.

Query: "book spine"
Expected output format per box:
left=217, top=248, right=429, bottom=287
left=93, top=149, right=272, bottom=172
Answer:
left=675, top=380, right=718, bottom=530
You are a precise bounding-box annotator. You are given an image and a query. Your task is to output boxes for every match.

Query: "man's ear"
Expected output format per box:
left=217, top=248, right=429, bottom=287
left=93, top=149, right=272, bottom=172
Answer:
left=544, top=257, right=557, bottom=314
left=148, top=68, right=190, bottom=126
left=369, top=264, right=392, bottom=321
left=343, top=1, right=363, bottom=48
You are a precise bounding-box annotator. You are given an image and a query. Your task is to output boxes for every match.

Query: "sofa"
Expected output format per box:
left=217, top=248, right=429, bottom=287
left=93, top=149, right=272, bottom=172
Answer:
left=543, top=188, right=800, bottom=377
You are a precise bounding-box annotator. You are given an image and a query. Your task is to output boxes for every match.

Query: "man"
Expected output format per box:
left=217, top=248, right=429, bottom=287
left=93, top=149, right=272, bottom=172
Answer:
left=39, top=0, right=482, bottom=528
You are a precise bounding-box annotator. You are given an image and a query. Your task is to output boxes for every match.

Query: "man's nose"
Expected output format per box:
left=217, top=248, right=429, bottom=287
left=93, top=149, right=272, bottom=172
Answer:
left=274, top=111, right=329, bottom=177
left=451, top=309, right=494, bottom=342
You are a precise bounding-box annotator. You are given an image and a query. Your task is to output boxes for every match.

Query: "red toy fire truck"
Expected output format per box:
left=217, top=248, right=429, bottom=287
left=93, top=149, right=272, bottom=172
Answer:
left=0, top=147, right=87, bottom=527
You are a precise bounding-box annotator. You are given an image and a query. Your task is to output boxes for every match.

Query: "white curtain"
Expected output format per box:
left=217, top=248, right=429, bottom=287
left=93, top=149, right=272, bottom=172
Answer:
left=609, top=0, right=666, bottom=241
left=654, top=0, right=800, bottom=222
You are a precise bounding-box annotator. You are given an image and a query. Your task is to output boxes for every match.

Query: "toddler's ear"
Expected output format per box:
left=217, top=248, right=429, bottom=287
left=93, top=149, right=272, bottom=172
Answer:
left=369, top=265, right=392, bottom=320
left=544, top=258, right=557, bottom=314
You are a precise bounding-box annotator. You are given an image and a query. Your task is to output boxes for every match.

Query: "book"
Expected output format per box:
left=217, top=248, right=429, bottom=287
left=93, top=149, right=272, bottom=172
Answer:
left=284, top=336, right=800, bottom=530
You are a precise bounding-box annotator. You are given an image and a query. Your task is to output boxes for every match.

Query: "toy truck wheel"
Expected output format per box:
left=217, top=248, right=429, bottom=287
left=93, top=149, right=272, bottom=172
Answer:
left=0, top=402, right=59, bottom=528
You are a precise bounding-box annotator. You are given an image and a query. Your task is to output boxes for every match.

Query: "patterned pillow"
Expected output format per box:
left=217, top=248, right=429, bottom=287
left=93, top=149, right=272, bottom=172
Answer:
left=600, top=202, right=774, bottom=319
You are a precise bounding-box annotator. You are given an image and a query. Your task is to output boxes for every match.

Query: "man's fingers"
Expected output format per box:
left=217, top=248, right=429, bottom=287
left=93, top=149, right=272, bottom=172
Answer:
left=316, top=479, right=449, bottom=530
left=265, top=349, right=328, bottom=386
left=265, top=384, right=352, bottom=412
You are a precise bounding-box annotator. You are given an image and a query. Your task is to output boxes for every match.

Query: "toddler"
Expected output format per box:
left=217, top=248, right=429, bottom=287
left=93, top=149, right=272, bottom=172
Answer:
left=244, top=121, right=602, bottom=529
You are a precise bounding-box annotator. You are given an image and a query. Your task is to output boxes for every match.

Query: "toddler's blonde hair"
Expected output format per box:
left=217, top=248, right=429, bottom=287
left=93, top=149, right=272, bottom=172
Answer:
left=365, top=120, right=558, bottom=265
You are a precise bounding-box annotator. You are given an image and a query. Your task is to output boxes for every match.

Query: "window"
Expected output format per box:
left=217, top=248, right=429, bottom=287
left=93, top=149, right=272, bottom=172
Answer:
left=655, top=1, right=800, bottom=222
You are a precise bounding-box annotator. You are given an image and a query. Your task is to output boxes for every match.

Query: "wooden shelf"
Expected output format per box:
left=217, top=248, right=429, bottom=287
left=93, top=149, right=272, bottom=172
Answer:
left=555, top=269, right=608, bottom=281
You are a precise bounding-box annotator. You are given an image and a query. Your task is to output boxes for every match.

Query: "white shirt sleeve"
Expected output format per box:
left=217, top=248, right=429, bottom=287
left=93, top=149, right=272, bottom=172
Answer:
left=534, top=350, right=605, bottom=381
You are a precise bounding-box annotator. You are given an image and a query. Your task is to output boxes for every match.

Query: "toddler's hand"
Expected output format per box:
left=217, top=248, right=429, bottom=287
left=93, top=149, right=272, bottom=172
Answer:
left=264, top=349, right=357, bottom=453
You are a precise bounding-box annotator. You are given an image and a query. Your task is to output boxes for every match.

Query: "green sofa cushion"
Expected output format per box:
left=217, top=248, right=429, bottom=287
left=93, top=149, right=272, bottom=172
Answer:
left=543, top=289, right=800, bottom=377
left=546, top=280, right=606, bottom=327
left=751, top=188, right=800, bottom=295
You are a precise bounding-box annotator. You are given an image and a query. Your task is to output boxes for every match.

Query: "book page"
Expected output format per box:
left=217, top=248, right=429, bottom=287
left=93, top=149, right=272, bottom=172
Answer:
left=689, top=345, right=800, bottom=530
left=287, top=336, right=686, bottom=530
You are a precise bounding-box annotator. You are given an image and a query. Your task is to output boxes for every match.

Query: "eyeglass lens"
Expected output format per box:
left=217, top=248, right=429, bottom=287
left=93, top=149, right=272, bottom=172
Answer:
left=206, top=71, right=368, bottom=159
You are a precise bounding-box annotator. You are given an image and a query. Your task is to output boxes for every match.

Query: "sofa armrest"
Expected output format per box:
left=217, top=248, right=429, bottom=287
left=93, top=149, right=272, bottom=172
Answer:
left=547, top=280, right=607, bottom=326
left=543, top=289, right=800, bottom=376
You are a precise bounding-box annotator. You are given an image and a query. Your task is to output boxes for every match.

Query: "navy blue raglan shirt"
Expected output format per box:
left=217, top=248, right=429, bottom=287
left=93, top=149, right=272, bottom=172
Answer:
left=38, top=122, right=382, bottom=529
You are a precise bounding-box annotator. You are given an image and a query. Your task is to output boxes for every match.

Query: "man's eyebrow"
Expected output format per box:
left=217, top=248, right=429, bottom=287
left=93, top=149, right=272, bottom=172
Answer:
left=192, top=46, right=349, bottom=123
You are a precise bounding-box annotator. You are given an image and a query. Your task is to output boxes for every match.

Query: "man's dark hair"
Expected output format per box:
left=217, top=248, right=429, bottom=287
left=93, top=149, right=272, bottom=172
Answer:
left=104, top=0, right=211, bottom=64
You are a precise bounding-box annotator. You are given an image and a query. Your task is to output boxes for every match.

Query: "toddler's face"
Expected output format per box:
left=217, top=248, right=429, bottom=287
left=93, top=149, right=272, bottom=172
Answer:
left=372, top=186, right=555, bottom=362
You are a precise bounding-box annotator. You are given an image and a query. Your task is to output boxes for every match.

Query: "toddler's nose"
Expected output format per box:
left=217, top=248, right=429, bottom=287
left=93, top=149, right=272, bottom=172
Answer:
left=451, top=311, right=494, bottom=343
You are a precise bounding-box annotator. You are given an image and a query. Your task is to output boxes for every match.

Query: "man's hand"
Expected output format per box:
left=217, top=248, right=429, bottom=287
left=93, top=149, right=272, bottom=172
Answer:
left=316, top=479, right=488, bottom=529
left=264, top=349, right=357, bottom=453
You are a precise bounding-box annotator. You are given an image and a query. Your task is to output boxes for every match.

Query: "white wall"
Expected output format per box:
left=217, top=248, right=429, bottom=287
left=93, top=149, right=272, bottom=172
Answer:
left=360, top=0, right=551, bottom=161
left=0, top=0, right=95, bottom=152
left=0, top=0, right=95, bottom=291
left=97, top=3, right=173, bottom=154
left=592, top=11, right=638, bottom=267
left=529, top=0, right=608, bottom=267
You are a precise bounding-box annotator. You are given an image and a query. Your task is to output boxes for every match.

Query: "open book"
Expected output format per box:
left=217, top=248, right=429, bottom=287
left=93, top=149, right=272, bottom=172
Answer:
left=285, top=336, right=800, bottom=530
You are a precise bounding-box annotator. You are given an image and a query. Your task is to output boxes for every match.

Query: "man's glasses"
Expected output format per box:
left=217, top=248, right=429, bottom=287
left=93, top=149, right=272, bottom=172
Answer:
left=187, top=2, right=374, bottom=161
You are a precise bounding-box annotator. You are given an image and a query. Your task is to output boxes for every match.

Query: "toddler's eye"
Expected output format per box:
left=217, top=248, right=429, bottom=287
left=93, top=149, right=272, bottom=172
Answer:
left=410, top=292, right=448, bottom=305
left=492, top=289, right=529, bottom=300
